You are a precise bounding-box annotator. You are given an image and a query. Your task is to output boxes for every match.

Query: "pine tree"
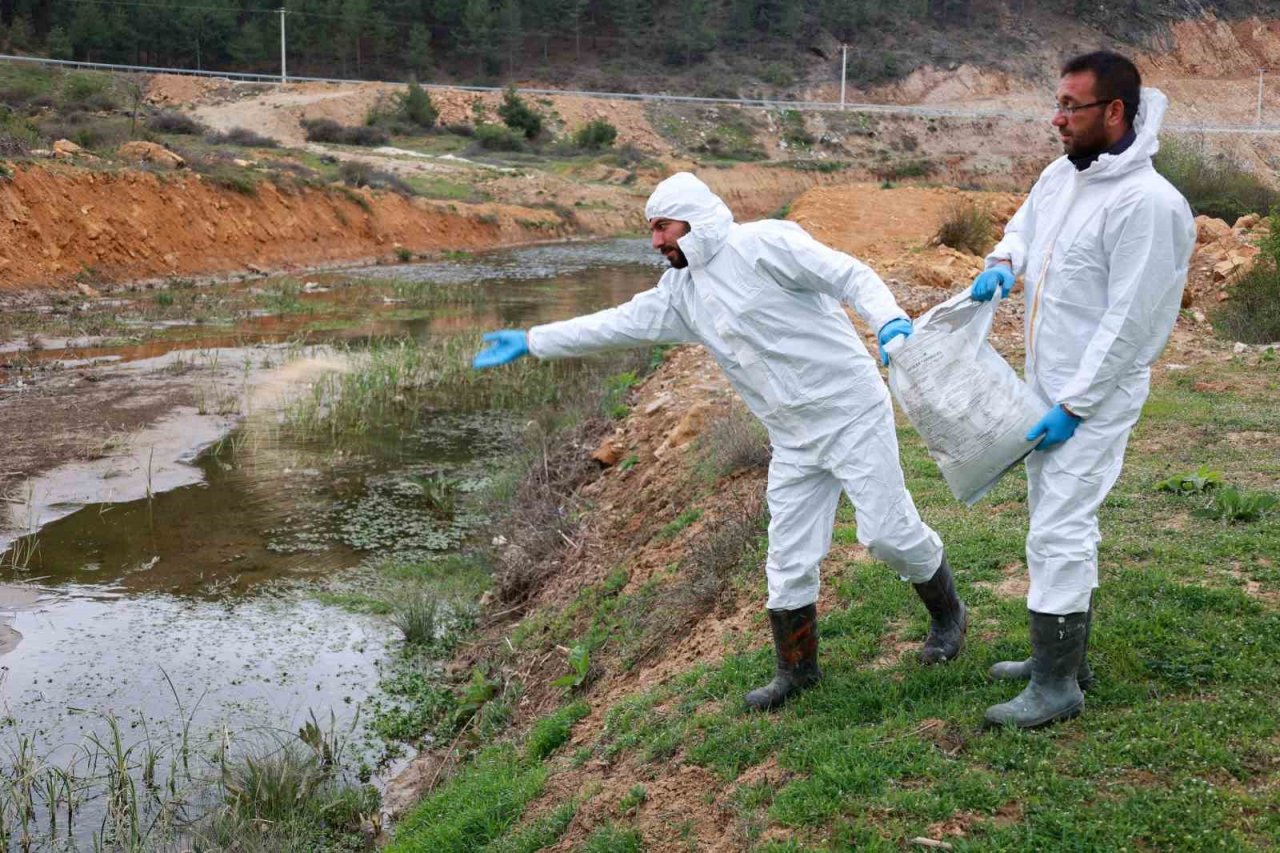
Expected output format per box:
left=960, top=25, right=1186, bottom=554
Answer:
left=404, top=23, right=433, bottom=77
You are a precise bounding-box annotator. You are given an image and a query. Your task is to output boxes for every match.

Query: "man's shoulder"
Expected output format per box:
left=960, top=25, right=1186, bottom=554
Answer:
left=732, top=219, right=807, bottom=242
left=1110, top=165, right=1192, bottom=218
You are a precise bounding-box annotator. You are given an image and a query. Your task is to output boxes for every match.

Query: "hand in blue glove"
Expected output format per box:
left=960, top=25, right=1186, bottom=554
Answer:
left=472, top=330, right=529, bottom=369
left=877, top=317, right=913, bottom=366
left=971, top=266, right=1016, bottom=302
left=1026, top=404, right=1081, bottom=451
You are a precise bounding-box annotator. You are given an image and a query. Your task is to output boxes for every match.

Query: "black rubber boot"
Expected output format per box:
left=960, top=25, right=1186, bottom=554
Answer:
left=989, top=601, right=1095, bottom=690
left=744, top=604, right=822, bottom=711
left=984, top=610, right=1088, bottom=729
left=912, top=554, right=968, bottom=664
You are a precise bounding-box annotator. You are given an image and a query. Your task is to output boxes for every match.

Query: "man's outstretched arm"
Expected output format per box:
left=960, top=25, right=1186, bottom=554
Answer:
left=474, top=273, right=697, bottom=368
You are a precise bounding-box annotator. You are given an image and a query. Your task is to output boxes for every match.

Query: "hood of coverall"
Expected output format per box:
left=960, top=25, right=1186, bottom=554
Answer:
left=1077, top=87, right=1167, bottom=182
left=644, top=172, right=734, bottom=270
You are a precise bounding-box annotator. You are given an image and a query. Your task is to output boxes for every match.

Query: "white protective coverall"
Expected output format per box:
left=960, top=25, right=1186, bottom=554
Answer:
left=985, top=88, right=1195, bottom=615
left=529, top=172, right=944, bottom=610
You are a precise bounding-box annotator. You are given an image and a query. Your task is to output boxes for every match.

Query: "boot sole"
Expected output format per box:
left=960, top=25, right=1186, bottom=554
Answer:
left=744, top=674, right=822, bottom=712
left=983, top=699, right=1084, bottom=730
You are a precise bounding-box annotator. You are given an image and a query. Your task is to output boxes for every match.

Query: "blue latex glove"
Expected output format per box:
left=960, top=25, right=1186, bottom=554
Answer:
left=971, top=266, right=1016, bottom=302
left=877, top=318, right=913, bottom=366
left=472, top=330, right=529, bottom=369
left=1026, top=405, right=1081, bottom=450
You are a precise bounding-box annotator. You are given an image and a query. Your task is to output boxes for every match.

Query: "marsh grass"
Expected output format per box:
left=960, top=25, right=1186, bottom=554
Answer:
left=391, top=591, right=442, bottom=645
left=283, top=335, right=607, bottom=441
left=0, top=680, right=373, bottom=852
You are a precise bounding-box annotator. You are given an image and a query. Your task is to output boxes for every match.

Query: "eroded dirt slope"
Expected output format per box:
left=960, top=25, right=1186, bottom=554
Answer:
left=0, top=165, right=569, bottom=291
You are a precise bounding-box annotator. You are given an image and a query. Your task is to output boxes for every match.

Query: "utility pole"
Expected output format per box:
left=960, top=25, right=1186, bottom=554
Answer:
left=1257, top=68, right=1264, bottom=127
left=840, top=44, right=848, bottom=110
left=279, top=8, right=287, bottom=84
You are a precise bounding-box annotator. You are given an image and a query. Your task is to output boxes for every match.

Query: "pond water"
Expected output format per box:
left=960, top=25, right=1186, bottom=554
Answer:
left=0, top=239, right=664, bottom=845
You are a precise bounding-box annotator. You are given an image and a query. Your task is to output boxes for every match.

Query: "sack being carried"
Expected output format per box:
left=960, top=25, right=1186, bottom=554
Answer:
left=885, top=290, right=1045, bottom=505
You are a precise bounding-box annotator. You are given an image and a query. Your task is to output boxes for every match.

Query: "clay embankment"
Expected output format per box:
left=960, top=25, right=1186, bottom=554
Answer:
left=0, top=165, right=581, bottom=292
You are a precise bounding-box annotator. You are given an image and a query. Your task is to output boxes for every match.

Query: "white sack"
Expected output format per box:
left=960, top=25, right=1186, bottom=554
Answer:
left=886, top=290, right=1044, bottom=505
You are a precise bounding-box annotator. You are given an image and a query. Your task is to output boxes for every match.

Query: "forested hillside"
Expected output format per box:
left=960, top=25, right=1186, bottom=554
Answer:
left=0, top=0, right=1277, bottom=93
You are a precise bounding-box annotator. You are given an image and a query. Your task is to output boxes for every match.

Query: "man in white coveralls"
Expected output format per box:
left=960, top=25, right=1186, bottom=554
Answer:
left=474, top=171, right=967, bottom=711
left=970, top=51, right=1195, bottom=728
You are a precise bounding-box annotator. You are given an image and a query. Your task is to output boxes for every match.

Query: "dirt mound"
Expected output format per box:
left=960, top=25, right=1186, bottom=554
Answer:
left=145, top=73, right=232, bottom=107
left=786, top=183, right=1021, bottom=267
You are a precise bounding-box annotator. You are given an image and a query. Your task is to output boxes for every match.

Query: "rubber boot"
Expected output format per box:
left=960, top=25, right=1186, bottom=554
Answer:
left=912, top=554, right=968, bottom=664
left=989, top=602, right=1095, bottom=690
left=983, top=610, right=1088, bottom=729
left=744, top=604, right=822, bottom=711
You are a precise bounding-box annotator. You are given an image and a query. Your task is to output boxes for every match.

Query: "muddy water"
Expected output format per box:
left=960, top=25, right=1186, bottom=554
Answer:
left=0, top=239, right=662, bottom=839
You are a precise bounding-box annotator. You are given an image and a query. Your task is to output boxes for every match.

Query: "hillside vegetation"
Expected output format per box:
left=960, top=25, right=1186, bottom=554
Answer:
left=0, top=0, right=1275, bottom=94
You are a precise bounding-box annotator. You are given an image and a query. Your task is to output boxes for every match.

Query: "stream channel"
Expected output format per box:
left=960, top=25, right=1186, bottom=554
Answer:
left=0, top=239, right=662, bottom=841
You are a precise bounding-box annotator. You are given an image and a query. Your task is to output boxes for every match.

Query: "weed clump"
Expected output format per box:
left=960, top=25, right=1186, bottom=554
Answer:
left=473, top=122, right=526, bottom=152
left=574, top=118, right=617, bottom=151
left=1155, top=135, right=1279, bottom=223
left=694, top=404, right=771, bottom=480
left=301, top=117, right=389, bottom=147
left=391, top=591, right=442, bottom=645
left=875, top=157, right=937, bottom=181
left=497, top=86, right=544, bottom=141
left=146, top=110, right=204, bottom=135
left=206, top=126, right=278, bottom=147
left=934, top=199, right=994, bottom=255
left=339, top=160, right=416, bottom=196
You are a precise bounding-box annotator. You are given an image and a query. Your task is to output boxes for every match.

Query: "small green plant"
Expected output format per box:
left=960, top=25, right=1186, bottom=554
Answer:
left=453, top=668, right=500, bottom=728
left=619, top=455, right=639, bottom=471
left=497, top=86, right=543, bottom=140
left=659, top=507, right=702, bottom=540
left=1206, top=486, right=1278, bottom=522
left=395, top=245, right=414, bottom=262
left=474, top=121, right=526, bottom=152
left=525, top=701, right=590, bottom=761
left=574, top=118, right=617, bottom=151
left=391, top=591, right=440, bottom=645
left=399, top=78, right=438, bottom=130
left=1156, top=464, right=1224, bottom=495
left=602, top=370, right=639, bottom=419
left=618, top=783, right=647, bottom=814
left=934, top=199, right=994, bottom=255
left=551, top=644, right=591, bottom=691
left=778, top=109, right=813, bottom=150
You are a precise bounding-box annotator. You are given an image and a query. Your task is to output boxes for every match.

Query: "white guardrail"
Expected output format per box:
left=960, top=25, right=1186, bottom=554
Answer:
left=3, top=52, right=1280, bottom=134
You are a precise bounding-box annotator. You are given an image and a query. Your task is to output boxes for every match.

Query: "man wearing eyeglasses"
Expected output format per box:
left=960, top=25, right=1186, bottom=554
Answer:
left=968, top=51, right=1195, bottom=728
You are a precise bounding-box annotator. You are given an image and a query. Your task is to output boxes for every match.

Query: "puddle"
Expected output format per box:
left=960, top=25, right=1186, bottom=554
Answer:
left=0, top=239, right=663, bottom=843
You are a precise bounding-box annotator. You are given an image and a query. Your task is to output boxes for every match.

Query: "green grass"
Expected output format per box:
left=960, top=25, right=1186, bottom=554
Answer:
left=387, top=745, right=547, bottom=852
left=658, top=507, right=702, bottom=539
left=459, top=348, right=1280, bottom=849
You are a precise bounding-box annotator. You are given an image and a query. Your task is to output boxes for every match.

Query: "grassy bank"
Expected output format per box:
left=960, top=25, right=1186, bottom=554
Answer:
left=391, top=345, right=1279, bottom=850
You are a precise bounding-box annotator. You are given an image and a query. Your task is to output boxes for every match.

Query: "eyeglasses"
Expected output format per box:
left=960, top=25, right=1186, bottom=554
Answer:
left=1052, top=99, right=1113, bottom=117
